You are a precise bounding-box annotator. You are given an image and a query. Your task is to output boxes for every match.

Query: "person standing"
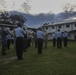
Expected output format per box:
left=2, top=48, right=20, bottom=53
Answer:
left=23, top=28, right=27, bottom=52
left=15, top=23, right=26, bottom=60
left=0, top=27, right=8, bottom=55
left=31, top=34, right=34, bottom=46
left=44, top=31, right=48, bottom=48
left=11, top=35, right=14, bottom=45
left=36, top=28, right=44, bottom=54
left=6, top=32, right=11, bottom=50
left=27, top=33, right=31, bottom=47
left=34, top=31, right=37, bottom=48
left=62, top=31, right=68, bottom=47
left=56, top=29, right=62, bottom=48
left=52, top=32, right=56, bottom=47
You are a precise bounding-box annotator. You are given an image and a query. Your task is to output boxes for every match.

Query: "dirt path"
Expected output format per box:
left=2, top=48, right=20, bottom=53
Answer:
left=0, top=56, right=17, bottom=64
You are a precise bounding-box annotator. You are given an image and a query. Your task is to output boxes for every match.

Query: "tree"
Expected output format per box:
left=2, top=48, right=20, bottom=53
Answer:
left=0, top=11, right=27, bottom=27
left=8, top=14, right=27, bottom=26
left=0, top=11, right=9, bottom=23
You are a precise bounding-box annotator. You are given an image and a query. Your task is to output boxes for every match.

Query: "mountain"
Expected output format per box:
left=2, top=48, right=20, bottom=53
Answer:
left=8, top=11, right=76, bottom=28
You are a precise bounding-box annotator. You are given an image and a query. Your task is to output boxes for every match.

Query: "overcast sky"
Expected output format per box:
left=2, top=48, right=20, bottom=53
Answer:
left=0, top=0, right=76, bottom=14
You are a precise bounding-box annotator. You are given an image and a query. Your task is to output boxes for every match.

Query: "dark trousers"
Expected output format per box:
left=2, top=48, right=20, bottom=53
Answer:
left=1, top=40, right=7, bottom=55
left=23, top=38, right=27, bottom=51
left=7, top=39, right=10, bottom=49
left=16, top=37, right=24, bottom=60
left=27, top=38, right=31, bottom=47
left=44, top=39, right=48, bottom=48
left=11, top=39, right=14, bottom=44
left=53, top=38, right=56, bottom=47
left=37, top=38, right=43, bottom=54
left=57, top=37, right=62, bottom=48
left=63, top=37, right=67, bottom=47
left=35, top=39, right=37, bottom=48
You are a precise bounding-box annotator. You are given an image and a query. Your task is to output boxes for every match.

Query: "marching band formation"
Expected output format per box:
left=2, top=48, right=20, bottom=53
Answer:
left=0, top=23, right=69, bottom=60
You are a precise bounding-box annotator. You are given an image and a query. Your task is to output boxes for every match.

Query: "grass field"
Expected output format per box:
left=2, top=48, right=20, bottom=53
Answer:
left=0, top=41, right=76, bottom=75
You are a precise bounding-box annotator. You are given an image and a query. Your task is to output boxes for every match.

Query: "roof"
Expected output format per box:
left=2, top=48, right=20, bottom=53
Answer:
left=42, top=17, right=76, bottom=27
left=0, top=24, right=17, bottom=27
left=27, top=27, right=37, bottom=30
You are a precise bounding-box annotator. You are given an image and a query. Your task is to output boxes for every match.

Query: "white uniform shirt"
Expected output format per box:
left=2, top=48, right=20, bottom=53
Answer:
left=56, top=31, right=62, bottom=38
left=6, top=34, right=11, bottom=40
left=15, top=27, right=26, bottom=38
left=62, top=32, right=68, bottom=37
left=37, top=30, right=44, bottom=39
left=52, top=33, right=56, bottom=38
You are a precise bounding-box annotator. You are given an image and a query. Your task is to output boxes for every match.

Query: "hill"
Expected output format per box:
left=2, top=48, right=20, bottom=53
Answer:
left=8, top=11, right=76, bottom=28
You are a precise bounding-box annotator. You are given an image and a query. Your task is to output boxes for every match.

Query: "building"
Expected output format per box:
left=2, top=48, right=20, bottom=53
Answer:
left=41, top=17, right=76, bottom=40
left=27, top=27, right=37, bottom=34
left=0, top=23, right=17, bottom=30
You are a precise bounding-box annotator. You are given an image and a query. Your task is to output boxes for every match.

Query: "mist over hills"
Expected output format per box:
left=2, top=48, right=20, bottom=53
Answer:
left=9, top=11, right=76, bottom=28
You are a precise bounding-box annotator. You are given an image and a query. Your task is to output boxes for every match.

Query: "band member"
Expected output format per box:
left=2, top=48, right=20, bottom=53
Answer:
left=15, top=23, right=26, bottom=60
left=6, top=32, right=11, bottom=50
left=52, top=32, right=56, bottom=47
left=36, top=28, right=44, bottom=54
left=56, top=29, right=62, bottom=48
left=44, top=31, right=48, bottom=48
left=62, top=31, right=68, bottom=47
left=0, top=27, right=8, bottom=55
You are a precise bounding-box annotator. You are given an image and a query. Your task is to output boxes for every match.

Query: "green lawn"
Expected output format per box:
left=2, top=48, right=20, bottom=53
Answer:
left=0, top=41, right=76, bottom=75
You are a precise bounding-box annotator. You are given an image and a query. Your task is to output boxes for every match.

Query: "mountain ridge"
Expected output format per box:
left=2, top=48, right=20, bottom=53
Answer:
left=8, top=11, right=76, bottom=28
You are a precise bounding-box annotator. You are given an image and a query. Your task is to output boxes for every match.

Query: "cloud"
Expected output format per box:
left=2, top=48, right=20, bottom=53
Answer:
left=0, top=0, right=6, bottom=11
left=0, top=0, right=31, bottom=13
left=0, top=0, right=6, bottom=6
left=21, top=2, right=31, bottom=13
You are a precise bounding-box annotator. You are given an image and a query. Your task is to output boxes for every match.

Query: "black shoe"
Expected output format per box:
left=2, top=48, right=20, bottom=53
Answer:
left=2, top=53, right=6, bottom=55
left=18, top=58, right=23, bottom=60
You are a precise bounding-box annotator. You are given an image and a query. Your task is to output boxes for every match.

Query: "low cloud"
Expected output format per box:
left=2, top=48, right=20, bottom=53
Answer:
left=21, top=2, right=31, bottom=13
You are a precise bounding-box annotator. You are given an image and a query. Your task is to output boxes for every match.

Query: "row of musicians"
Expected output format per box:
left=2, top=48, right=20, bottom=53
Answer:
left=52, top=29, right=68, bottom=48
